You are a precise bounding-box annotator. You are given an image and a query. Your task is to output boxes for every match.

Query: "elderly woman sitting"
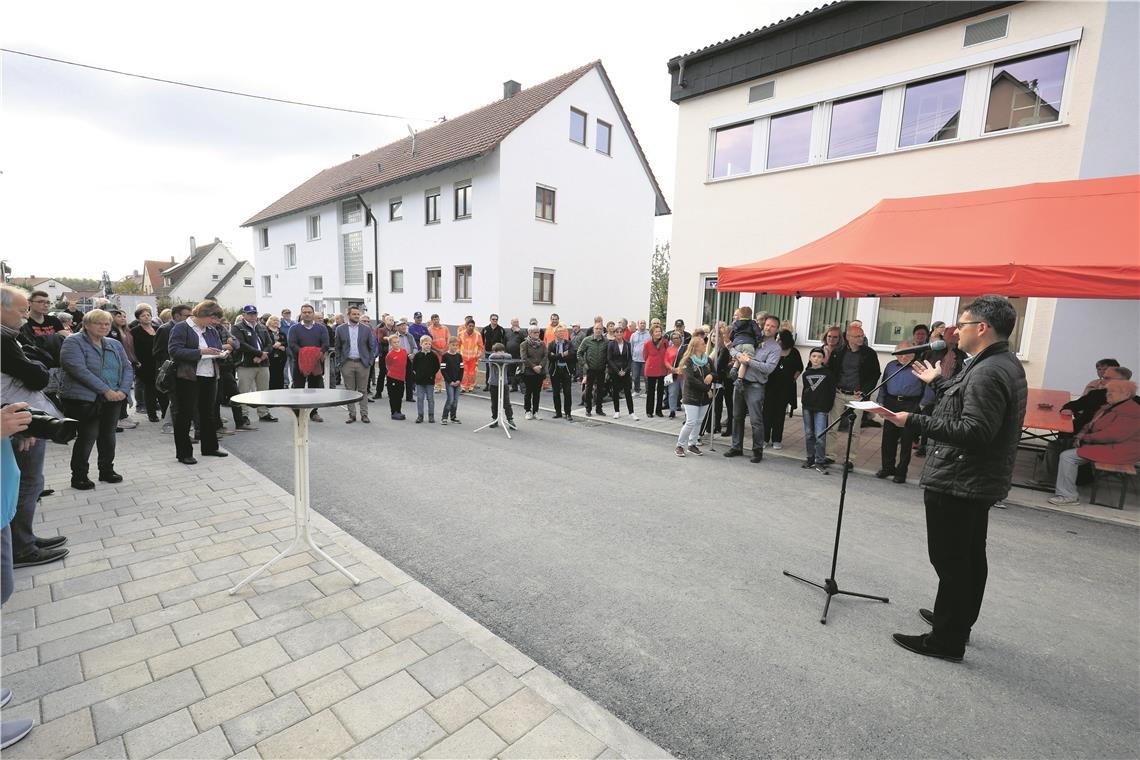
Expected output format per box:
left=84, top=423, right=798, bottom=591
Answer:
left=1049, top=378, right=1140, bottom=506
left=59, top=309, right=133, bottom=490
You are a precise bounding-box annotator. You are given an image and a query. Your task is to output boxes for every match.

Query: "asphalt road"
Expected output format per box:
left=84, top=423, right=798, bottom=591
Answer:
left=229, top=394, right=1140, bottom=759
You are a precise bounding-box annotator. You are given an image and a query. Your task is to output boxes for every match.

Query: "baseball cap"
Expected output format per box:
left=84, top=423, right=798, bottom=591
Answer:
left=674, top=319, right=685, bottom=326
left=414, top=311, right=423, bottom=319
left=241, top=305, right=258, bottom=314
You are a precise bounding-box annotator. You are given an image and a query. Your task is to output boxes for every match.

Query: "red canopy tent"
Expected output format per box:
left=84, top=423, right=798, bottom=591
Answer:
left=717, top=175, right=1140, bottom=299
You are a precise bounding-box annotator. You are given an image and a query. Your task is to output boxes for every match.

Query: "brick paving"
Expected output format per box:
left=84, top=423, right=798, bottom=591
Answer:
left=2, top=425, right=668, bottom=759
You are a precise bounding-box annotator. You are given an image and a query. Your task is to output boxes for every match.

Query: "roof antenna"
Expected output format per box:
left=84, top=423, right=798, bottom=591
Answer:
left=407, top=124, right=416, bottom=156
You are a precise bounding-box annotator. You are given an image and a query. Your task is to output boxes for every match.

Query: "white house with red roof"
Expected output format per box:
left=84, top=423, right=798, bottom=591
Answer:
left=157, top=237, right=254, bottom=310
left=242, top=61, right=669, bottom=325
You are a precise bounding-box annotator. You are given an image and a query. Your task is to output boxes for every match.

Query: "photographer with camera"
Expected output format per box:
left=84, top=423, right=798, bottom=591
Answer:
left=59, top=309, right=133, bottom=490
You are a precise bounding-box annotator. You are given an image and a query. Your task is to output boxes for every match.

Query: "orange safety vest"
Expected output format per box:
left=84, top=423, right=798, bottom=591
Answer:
left=457, top=329, right=484, bottom=360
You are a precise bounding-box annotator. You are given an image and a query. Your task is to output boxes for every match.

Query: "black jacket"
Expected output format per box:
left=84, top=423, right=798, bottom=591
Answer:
left=607, top=341, right=632, bottom=377
left=546, top=339, right=577, bottom=375
left=906, top=341, right=1027, bottom=501
left=681, top=358, right=713, bottom=406
left=826, top=344, right=880, bottom=394
left=504, top=328, right=526, bottom=359
left=153, top=321, right=176, bottom=363
left=440, top=352, right=464, bottom=384
left=800, top=366, right=835, bottom=412
left=231, top=319, right=273, bottom=368
left=1, top=326, right=50, bottom=391
left=411, top=351, right=441, bottom=385
left=481, top=324, right=506, bottom=353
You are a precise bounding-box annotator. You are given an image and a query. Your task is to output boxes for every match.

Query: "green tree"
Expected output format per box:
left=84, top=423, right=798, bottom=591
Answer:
left=648, top=241, right=670, bottom=322
left=55, top=277, right=102, bottom=292
left=114, top=277, right=142, bottom=294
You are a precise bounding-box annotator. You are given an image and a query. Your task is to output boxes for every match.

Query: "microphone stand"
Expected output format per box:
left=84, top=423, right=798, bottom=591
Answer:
left=700, top=381, right=724, bottom=452
left=782, top=354, right=921, bottom=624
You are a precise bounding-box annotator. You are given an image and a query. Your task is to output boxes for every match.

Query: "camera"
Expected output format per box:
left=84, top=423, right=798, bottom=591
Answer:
left=1, top=404, right=79, bottom=445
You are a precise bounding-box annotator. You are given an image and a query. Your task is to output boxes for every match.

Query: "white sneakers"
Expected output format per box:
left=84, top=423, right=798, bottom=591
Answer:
left=772, top=442, right=783, bottom=450
left=630, top=413, right=639, bottom=421
left=524, top=412, right=533, bottom=420
left=613, top=412, right=621, bottom=419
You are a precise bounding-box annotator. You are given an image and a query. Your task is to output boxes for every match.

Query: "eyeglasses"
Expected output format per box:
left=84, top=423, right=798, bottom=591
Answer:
left=955, top=321, right=983, bottom=329
left=29, top=299, right=49, bottom=305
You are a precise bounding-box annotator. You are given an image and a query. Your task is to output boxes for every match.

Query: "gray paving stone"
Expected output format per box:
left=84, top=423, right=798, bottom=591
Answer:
left=340, top=627, right=396, bottom=660
left=346, top=576, right=396, bottom=600
left=412, top=622, right=464, bottom=655
left=466, top=665, right=525, bottom=707
left=264, top=643, right=352, bottom=696
left=192, top=554, right=249, bottom=581
left=243, top=580, right=323, bottom=618
left=54, top=525, right=114, bottom=546
left=91, top=669, right=205, bottom=742
left=110, top=517, right=161, bottom=536
left=333, top=670, right=434, bottom=741
left=149, top=631, right=241, bottom=680
left=172, top=600, right=257, bottom=645
left=42, top=661, right=152, bottom=722
left=119, top=567, right=197, bottom=602
left=194, top=637, right=292, bottom=695
left=36, top=585, right=124, bottom=627
left=345, top=638, right=428, bottom=688
left=189, top=677, right=275, bottom=731
left=256, top=708, right=355, bottom=759
left=2, top=607, right=35, bottom=634
left=109, top=595, right=161, bottom=622
left=425, top=685, right=488, bottom=733
left=51, top=567, right=131, bottom=601
left=420, top=719, right=507, bottom=760
left=37, top=620, right=134, bottom=663
left=1, top=646, right=39, bottom=674
left=122, top=707, right=197, bottom=759
left=481, top=687, right=556, bottom=744
left=132, top=599, right=200, bottom=632
left=151, top=726, right=233, bottom=759
left=2, top=584, right=52, bottom=612
left=81, top=625, right=180, bottom=678
left=406, top=640, right=496, bottom=698
left=173, top=536, right=214, bottom=553
left=106, top=545, right=179, bottom=569
left=125, top=552, right=197, bottom=581
left=343, top=589, right=422, bottom=629
left=276, top=610, right=361, bottom=659
left=33, top=558, right=112, bottom=587
left=499, top=713, right=607, bottom=760
left=64, top=735, right=126, bottom=759
left=342, top=709, right=446, bottom=760
left=302, top=587, right=361, bottom=619
left=157, top=574, right=232, bottom=607
left=296, top=670, right=359, bottom=714
left=3, top=654, right=84, bottom=705
left=381, top=608, right=440, bottom=642
left=311, top=564, right=380, bottom=595
left=242, top=564, right=316, bottom=593
left=233, top=607, right=313, bottom=646
left=3, top=706, right=97, bottom=760
left=221, top=693, right=310, bottom=752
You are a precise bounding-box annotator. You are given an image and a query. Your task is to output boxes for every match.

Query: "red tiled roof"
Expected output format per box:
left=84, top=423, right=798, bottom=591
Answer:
left=142, top=260, right=173, bottom=291
left=243, top=61, right=669, bottom=226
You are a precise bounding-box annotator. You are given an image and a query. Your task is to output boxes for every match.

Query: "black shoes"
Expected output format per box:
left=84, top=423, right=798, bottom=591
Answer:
left=71, top=476, right=95, bottom=490
left=260, top=415, right=279, bottom=423
left=893, top=473, right=907, bottom=484
left=98, top=471, right=123, bottom=483
left=36, top=535, right=68, bottom=550
left=687, top=445, right=703, bottom=456
left=178, top=456, right=198, bottom=465
left=919, top=608, right=971, bottom=642
left=802, top=460, right=815, bottom=469
left=202, top=451, right=229, bottom=458
left=13, top=545, right=69, bottom=568
left=723, top=448, right=743, bottom=458
left=750, top=448, right=764, bottom=463
left=875, top=469, right=895, bottom=479
left=892, top=632, right=964, bottom=662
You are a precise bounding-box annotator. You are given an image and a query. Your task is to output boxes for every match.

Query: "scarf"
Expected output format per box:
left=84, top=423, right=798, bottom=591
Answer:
left=690, top=353, right=709, bottom=367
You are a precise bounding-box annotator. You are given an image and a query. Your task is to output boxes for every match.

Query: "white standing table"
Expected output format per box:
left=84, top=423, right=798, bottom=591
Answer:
left=474, top=357, right=523, bottom=439
left=228, top=388, right=363, bottom=594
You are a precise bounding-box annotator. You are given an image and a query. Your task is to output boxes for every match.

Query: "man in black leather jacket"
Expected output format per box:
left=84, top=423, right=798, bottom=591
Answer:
left=881, top=295, right=1027, bottom=662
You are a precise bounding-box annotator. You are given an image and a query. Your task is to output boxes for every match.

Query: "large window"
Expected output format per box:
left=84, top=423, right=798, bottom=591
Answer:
left=957, top=295, right=1028, bottom=353
left=454, top=265, right=472, bottom=301
left=753, top=294, right=797, bottom=326
left=424, top=190, right=440, bottom=224
left=767, top=108, right=812, bottom=169
left=536, top=186, right=556, bottom=222
left=426, top=268, right=441, bottom=301
left=390, top=269, right=404, bottom=293
left=828, top=92, right=883, bottom=159
left=569, top=108, right=587, bottom=144
left=899, top=72, right=966, bottom=147
left=596, top=120, right=612, bottom=155
left=985, top=48, right=1069, bottom=133
left=341, top=199, right=362, bottom=224
left=712, top=123, right=752, bottom=178
left=342, top=231, right=363, bottom=284
left=809, top=297, right=860, bottom=344
left=533, top=269, right=554, bottom=304
left=284, top=244, right=296, bottom=269
left=307, top=214, right=320, bottom=240
left=454, top=182, right=472, bottom=219
left=874, top=297, right=933, bottom=347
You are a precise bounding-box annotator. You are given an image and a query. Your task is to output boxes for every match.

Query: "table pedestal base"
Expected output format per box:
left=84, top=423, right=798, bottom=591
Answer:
left=473, top=378, right=513, bottom=439
left=229, top=409, right=360, bottom=594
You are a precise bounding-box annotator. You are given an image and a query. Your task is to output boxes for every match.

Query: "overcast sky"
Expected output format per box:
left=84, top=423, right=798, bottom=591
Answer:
left=2, top=0, right=814, bottom=281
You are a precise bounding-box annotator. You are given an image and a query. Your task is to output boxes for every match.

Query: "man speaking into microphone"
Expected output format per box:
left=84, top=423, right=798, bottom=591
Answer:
left=879, top=296, right=1027, bottom=662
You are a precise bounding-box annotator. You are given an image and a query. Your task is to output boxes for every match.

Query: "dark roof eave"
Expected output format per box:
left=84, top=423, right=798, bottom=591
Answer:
left=240, top=151, right=495, bottom=228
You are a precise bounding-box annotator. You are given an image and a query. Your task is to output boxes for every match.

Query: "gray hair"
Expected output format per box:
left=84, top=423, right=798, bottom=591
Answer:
left=0, top=284, right=28, bottom=309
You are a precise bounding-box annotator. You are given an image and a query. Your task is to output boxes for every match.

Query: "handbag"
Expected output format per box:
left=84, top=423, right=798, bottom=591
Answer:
left=155, top=359, right=176, bottom=395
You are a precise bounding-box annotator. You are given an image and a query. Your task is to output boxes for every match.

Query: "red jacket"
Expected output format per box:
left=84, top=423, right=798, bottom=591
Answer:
left=643, top=339, right=669, bottom=377
left=1077, top=400, right=1140, bottom=465
left=384, top=348, right=408, bottom=382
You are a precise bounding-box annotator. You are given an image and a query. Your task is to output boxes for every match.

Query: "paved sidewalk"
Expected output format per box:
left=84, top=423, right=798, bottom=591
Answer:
left=1, top=427, right=669, bottom=759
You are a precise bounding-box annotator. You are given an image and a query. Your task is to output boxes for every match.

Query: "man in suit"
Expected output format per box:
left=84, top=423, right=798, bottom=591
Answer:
left=231, top=305, right=278, bottom=427
left=547, top=325, right=577, bottom=421
left=335, top=306, right=379, bottom=423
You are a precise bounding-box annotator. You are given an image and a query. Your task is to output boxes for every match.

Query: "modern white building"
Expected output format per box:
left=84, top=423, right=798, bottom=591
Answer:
left=160, top=237, right=255, bottom=311
left=242, top=61, right=670, bottom=326
left=666, top=0, right=1139, bottom=393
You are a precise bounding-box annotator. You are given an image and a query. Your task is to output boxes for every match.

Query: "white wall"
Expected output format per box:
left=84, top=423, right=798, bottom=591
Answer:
left=171, top=242, right=242, bottom=304
left=1044, top=299, right=1140, bottom=394
left=253, top=204, right=338, bottom=314
left=212, top=261, right=256, bottom=311
left=499, top=68, right=657, bottom=326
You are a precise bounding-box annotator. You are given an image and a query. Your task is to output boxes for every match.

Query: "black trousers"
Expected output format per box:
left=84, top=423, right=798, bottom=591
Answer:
left=174, top=377, right=219, bottom=459
left=925, top=489, right=992, bottom=651
left=292, top=363, right=325, bottom=389
left=405, top=358, right=414, bottom=401
left=491, top=384, right=513, bottom=420
left=522, top=374, right=543, bottom=413
left=611, top=372, right=633, bottom=414
left=137, top=365, right=158, bottom=420
left=550, top=366, right=573, bottom=416
left=713, top=383, right=733, bottom=431
left=762, top=391, right=789, bottom=443
left=62, top=397, right=120, bottom=477
left=387, top=379, right=404, bottom=413
left=583, top=368, right=606, bottom=413
left=645, top=376, right=665, bottom=416
left=881, top=397, right=921, bottom=475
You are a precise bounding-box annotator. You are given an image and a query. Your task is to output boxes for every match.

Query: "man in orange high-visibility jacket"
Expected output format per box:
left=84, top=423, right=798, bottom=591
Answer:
left=456, top=319, right=484, bottom=392
left=428, top=314, right=451, bottom=390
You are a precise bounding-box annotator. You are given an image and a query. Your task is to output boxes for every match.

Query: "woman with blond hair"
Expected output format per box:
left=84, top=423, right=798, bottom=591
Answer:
left=674, top=335, right=713, bottom=456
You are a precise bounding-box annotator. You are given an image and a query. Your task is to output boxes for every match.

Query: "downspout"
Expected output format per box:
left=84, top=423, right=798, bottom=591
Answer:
left=355, top=193, right=380, bottom=318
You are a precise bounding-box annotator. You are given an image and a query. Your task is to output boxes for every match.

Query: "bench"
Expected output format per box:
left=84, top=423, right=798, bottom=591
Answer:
left=1090, top=462, right=1138, bottom=510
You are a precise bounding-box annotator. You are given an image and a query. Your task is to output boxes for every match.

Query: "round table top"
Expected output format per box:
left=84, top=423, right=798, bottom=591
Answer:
left=231, top=389, right=363, bottom=409
left=483, top=357, right=523, bottom=364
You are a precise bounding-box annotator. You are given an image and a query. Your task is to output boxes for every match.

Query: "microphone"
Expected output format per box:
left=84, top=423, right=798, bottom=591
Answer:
left=892, top=339, right=946, bottom=356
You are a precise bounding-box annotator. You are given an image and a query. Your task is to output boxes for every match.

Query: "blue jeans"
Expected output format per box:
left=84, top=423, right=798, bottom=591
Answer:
left=415, top=384, right=435, bottom=418
left=666, top=378, right=681, bottom=411
left=442, top=384, right=461, bottom=418
left=803, top=410, right=828, bottom=463
left=11, top=438, right=46, bottom=556
left=631, top=361, right=645, bottom=394
left=2, top=526, right=13, bottom=605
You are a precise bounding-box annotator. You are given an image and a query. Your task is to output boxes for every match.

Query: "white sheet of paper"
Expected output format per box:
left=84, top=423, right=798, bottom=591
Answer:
left=847, top=400, right=891, bottom=415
